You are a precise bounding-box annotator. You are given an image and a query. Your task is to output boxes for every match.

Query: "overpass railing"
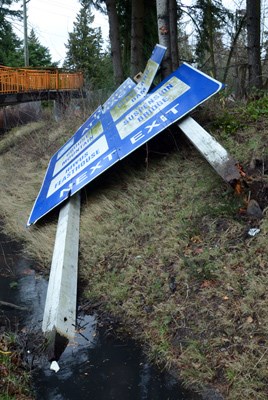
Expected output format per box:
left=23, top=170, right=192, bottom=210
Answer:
left=0, top=66, right=84, bottom=94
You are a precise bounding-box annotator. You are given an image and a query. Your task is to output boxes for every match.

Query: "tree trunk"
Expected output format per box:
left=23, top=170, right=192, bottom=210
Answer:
left=246, top=0, right=262, bottom=90
left=208, top=0, right=216, bottom=78
left=156, top=0, right=172, bottom=77
left=223, top=12, right=246, bottom=83
left=105, top=0, right=124, bottom=85
left=169, top=0, right=179, bottom=71
left=130, top=0, right=145, bottom=77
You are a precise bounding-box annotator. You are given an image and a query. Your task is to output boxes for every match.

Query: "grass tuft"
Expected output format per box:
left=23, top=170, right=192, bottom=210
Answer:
left=1, top=98, right=268, bottom=398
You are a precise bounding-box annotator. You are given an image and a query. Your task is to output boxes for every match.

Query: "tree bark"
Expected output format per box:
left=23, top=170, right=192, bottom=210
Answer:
left=169, top=0, right=179, bottom=71
left=156, top=0, right=172, bottom=78
left=105, top=0, right=124, bottom=85
left=223, top=12, right=246, bottom=83
left=246, top=0, right=262, bottom=90
left=207, top=0, right=216, bottom=78
left=130, top=0, right=145, bottom=77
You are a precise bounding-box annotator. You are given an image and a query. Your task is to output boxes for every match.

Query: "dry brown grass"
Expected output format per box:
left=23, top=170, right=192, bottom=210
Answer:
left=0, top=121, right=45, bottom=155
left=1, top=98, right=268, bottom=399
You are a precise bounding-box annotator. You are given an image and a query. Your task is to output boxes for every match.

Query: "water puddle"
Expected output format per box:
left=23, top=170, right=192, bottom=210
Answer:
left=0, top=232, right=201, bottom=400
left=34, top=314, right=199, bottom=400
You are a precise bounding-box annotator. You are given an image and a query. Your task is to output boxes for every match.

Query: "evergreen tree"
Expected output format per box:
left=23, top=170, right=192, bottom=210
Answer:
left=87, top=0, right=158, bottom=81
left=64, top=0, right=105, bottom=88
left=0, top=0, right=21, bottom=19
left=192, top=0, right=230, bottom=78
left=0, top=0, right=23, bottom=66
left=118, top=0, right=158, bottom=76
left=0, top=22, right=23, bottom=66
left=28, top=29, right=58, bottom=67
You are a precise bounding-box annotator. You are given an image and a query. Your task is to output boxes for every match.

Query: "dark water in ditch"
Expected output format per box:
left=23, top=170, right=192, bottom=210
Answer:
left=0, top=233, right=201, bottom=400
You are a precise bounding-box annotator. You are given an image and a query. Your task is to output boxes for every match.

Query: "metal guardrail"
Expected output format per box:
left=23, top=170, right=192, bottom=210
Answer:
left=0, top=65, right=84, bottom=94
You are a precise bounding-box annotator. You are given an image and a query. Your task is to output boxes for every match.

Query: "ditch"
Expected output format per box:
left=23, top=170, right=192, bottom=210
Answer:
left=0, top=231, right=201, bottom=400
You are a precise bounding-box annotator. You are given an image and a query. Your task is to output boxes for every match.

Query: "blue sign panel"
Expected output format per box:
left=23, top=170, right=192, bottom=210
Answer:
left=28, top=49, right=224, bottom=226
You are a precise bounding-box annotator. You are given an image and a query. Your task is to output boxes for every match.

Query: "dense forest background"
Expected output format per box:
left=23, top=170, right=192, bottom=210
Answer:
left=2, top=0, right=266, bottom=96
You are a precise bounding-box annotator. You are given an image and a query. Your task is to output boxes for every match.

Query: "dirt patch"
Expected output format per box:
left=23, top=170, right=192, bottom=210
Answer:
left=247, top=179, right=268, bottom=211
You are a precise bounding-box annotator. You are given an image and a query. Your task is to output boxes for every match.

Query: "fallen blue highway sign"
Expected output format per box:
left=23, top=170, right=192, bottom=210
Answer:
left=28, top=46, right=224, bottom=226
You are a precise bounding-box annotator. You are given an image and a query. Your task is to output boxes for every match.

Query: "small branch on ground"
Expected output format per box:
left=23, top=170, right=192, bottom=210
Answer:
left=0, top=300, right=27, bottom=311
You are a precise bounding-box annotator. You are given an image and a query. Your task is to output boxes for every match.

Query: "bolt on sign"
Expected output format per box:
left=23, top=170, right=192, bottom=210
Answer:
left=27, top=45, right=224, bottom=226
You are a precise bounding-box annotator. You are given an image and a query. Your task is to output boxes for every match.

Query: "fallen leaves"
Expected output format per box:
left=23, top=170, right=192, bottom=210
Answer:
left=183, top=236, right=204, bottom=256
left=200, top=280, right=218, bottom=289
left=21, top=268, right=34, bottom=276
left=190, top=235, right=203, bottom=244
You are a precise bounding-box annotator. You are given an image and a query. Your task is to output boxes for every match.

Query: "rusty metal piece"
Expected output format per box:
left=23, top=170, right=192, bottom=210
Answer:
left=211, top=157, right=241, bottom=184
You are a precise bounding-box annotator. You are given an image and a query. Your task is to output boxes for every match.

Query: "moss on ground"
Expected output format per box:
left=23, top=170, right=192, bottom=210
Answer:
left=1, top=97, right=268, bottom=399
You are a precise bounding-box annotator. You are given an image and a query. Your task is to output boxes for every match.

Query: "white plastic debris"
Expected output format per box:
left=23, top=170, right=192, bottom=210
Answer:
left=50, top=361, right=60, bottom=373
left=248, top=228, right=260, bottom=237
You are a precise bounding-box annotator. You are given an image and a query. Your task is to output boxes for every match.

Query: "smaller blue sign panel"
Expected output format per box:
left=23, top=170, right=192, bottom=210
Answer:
left=28, top=52, right=224, bottom=226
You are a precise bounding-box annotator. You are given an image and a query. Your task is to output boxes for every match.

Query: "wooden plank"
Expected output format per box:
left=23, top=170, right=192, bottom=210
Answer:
left=42, top=192, right=80, bottom=340
left=178, top=116, right=241, bottom=184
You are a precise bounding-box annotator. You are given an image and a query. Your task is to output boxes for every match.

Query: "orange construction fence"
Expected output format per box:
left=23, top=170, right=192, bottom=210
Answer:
left=0, top=66, right=84, bottom=94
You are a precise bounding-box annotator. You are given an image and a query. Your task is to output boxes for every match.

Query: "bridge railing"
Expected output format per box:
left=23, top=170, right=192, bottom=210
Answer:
left=0, top=66, right=84, bottom=94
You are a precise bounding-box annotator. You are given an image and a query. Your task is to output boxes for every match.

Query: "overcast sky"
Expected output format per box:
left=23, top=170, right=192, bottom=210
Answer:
left=11, top=0, right=246, bottom=67
left=12, top=0, right=109, bottom=66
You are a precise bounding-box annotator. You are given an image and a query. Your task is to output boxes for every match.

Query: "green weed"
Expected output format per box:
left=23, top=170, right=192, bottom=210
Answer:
left=0, top=333, right=32, bottom=399
left=245, top=95, right=268, bottom=120
left=212, top=111, right=244, bottom=135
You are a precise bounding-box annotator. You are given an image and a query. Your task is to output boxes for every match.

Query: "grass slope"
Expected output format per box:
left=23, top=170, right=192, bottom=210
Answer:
left=1, top=97, right=268, bottom=399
